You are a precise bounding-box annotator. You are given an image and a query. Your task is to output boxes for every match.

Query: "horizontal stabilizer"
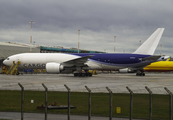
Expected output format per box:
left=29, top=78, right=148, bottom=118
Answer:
left=134, top=28, right=164, bottom=55
left=142, top=56, right=161, bottom=61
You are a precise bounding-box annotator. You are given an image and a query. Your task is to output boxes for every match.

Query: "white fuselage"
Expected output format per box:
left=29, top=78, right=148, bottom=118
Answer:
left=3, top=53, right=122, bottom=71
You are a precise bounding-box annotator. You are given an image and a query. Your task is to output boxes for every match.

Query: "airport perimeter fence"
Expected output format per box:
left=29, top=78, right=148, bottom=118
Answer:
left=1, top=83, right=172, bottom=120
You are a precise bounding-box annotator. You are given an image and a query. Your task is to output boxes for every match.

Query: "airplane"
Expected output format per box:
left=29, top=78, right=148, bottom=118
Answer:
left=3, top=28, right=165, bottom=76
left=144, top=58, right=173, bottom=72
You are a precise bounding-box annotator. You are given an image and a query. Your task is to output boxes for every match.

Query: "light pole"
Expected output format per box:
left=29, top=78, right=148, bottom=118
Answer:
left=78, top=30, right=80, bottom=53
left=139, top=40, right=141, bottom=46
left=29, top=21, right=35, bottom=53
left=160, top=44, right=162, bottom=55
left=114, top=36, right=116, bottom=52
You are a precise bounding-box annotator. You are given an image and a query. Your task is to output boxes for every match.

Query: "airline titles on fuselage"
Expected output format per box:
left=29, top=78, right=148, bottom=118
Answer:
left=23, top=63, right=46, bottom=68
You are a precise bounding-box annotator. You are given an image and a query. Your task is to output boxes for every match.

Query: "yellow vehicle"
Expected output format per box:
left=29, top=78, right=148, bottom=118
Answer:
left=144, top=58, right=173, bottom=72
left=2, top=66, right=8, bottom=74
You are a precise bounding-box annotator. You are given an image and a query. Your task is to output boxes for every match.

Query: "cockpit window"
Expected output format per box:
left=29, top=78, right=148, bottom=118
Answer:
left=7, top=58, right=10, bottom=60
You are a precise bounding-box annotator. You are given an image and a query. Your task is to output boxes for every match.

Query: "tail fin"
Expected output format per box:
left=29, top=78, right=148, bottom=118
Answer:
left=133, top=28, right=165, bottom=55
left=167, top=58, right=170, bottom=61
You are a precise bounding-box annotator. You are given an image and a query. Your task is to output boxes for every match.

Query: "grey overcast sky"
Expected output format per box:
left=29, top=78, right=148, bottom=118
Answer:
left=0, top=0, right=173, bottom=56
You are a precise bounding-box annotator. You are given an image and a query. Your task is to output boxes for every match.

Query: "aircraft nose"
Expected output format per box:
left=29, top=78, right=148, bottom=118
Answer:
left=3, top=60, right=7, bottom=65
left=3, top=59, right=10, bottom=66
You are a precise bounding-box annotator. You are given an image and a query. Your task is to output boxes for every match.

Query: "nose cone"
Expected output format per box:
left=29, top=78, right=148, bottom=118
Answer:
left=3, top=59, right=10, bottom=66
left=3, top=60, right=7, bottom=65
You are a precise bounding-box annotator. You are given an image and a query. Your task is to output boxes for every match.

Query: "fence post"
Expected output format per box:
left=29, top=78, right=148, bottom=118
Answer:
left=85, top=86, right=91, bottom=120
left=126, top=86, right=133, bottom=120
left=18, top=83, right=24, bottom=120
left=145, top=86, right=153, bottom=120
left=42, top=83, right=48, bottom=120
left=164, top=87, right=172, bottom=120
left=64, top=84, right=70, bottom=120
left=106, top=87, right=113, bottom=120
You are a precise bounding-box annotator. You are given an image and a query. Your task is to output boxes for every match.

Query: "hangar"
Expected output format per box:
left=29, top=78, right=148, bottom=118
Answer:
left=0, top=42, right=40, bottom=66
left=0, top=42, right=105, bottom=67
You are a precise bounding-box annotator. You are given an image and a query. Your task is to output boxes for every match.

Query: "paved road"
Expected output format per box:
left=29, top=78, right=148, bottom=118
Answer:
left=0, top=112, right=143, bottom=120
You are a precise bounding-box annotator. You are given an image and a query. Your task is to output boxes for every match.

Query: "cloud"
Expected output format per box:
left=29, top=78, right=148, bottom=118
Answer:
left=0, top=0, right=173, bottom=55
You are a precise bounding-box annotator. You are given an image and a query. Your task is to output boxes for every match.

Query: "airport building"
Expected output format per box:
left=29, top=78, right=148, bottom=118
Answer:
left=0, top=42, right=105, bottom=66
left=40, top=46, right=105, bottom=53
left=0, top=42, right=40, bottom=66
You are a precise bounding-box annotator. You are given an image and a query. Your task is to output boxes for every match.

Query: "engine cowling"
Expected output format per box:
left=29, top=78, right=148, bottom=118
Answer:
left=119, top=68, right=135, bottom=73
left=46, top=62, right=64, bottom=74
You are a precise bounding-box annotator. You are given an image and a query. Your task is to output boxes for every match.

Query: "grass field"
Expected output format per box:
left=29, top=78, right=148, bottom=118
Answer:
left=0, top=90, right=171, bottom=120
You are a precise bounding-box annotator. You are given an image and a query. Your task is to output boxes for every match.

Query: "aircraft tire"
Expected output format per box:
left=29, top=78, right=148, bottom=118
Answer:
left=88, top=73, right=92, bottom=77
left=85, top=73, right=89, bottom=77
left=74, top=73, right=78, bottom=77
left=82, top=73, right=85, bottom=77
left=136, top=72, right=145, bottom=76
left=78, top=73, right=81, bottom=77
left=16, top=72, right=20, bottom=75
left=74, top=73, right=92, bottom=77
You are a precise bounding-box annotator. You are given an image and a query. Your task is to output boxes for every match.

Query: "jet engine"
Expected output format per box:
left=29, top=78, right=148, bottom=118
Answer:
left=119, top=68, right=135, bottom=73
left=46, top=62, right=64, bottom=73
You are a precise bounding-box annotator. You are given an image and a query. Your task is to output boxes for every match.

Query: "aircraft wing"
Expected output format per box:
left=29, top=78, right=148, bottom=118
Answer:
left=61, top=55, right=94, bottom=67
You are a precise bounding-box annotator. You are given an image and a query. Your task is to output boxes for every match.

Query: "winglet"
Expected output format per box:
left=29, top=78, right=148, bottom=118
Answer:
left=133, top=28, right=165, bottom=55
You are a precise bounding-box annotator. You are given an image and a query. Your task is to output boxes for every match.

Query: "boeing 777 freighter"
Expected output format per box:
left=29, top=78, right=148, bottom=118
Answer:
left=3, top=28, right=165, bottom=76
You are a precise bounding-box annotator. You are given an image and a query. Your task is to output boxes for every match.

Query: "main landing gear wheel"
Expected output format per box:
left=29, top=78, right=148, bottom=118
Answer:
left=74, top=73, right=92, bottom=77
left=16, top=72, right=20, bottom=75
left=74, top=73, right=78, bottom=77
left=136, top=72, right=145, bottom=76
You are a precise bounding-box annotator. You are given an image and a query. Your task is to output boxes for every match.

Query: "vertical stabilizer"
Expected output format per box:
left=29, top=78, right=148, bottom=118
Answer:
left=133, top=28, right=164, bottom=55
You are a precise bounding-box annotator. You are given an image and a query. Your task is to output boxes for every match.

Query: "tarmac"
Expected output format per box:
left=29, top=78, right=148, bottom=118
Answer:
left=0, top=73, right=173, bottom=94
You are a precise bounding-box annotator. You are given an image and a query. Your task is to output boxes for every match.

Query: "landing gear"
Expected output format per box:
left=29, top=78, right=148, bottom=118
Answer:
left=16, top=72, right=20, bottom=75
left=136, top=72, right=145, bottom=76
left=73, top=72, right=92, bottom=77
left=74, top=73, right=78, bottom=77
left=136, top=69, right=145, bottom=76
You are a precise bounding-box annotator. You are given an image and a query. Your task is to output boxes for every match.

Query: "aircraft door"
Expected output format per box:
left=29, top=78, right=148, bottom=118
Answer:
left=16, top=56, right=22, bottom=65
left=17, top=56, right=20, bottom=61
